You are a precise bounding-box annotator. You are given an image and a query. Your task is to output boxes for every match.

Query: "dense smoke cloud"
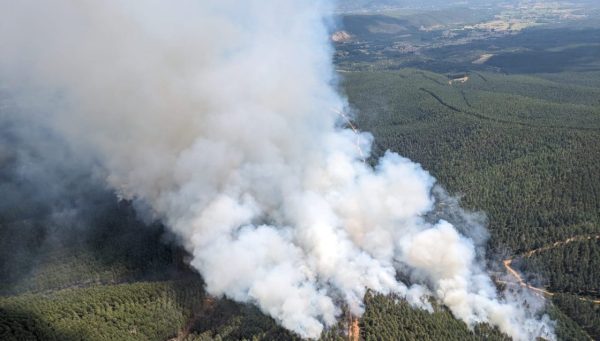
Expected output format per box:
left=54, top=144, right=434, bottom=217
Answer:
left=0, top=0, right=554, bottom=339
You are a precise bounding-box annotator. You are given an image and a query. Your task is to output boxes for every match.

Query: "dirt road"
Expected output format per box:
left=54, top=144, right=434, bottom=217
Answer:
left=502, top=235, right=600, bottom=304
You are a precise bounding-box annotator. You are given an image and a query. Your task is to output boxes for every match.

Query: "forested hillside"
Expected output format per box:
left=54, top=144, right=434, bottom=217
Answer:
left=3, top=67, right=597, bottom=341
left=343, top=68, right=600, bottom=339
left=2, top=4, right=600, bottom=336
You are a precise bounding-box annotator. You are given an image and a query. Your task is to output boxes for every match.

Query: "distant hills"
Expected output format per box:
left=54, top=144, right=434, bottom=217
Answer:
left=337, top=0, right=600, bottom=13
left=336, top=0, right=489, bottom=12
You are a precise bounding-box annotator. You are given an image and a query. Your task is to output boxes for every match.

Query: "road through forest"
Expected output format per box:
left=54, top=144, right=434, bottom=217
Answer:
left=501, top=234, right=600, bottom=305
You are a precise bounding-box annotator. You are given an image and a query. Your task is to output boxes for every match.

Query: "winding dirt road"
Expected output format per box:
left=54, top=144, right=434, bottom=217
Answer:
left=501, top=234, right=600, bottom=305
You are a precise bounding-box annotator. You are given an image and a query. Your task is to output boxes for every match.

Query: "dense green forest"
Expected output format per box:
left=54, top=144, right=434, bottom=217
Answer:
left=552, top=294, right=600, bottom=340
left=0, top=281, right=202, bottom=340
left=343, top=68, right=600, bottom=339
left=518, top=238, right=600, bottom=296
left=344, top=69, right=600, bottom=252
left=360, top=293, right=510, bottom=341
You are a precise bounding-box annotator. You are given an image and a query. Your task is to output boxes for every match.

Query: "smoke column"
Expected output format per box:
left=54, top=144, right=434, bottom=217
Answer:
left=0, top=1, right=554, bottom=339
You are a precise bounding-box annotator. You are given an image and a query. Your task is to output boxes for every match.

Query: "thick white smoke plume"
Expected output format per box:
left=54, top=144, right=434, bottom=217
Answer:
left=0, top=1, right=554, bottom=339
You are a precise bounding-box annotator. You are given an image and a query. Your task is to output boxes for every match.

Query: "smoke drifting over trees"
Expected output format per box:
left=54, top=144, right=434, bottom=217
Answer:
left=0, top=1, right=554, bottom=339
